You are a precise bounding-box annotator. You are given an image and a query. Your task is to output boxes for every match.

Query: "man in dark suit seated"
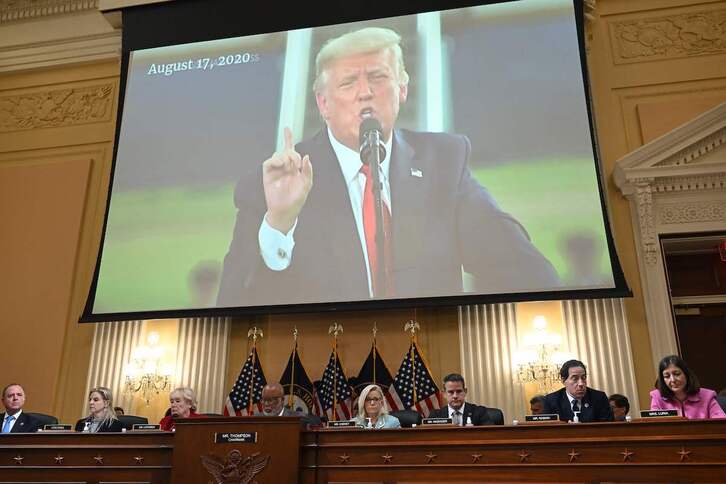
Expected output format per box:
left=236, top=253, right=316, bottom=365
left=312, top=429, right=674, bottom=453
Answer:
left=1, top=384, right=41, bottom=433
left=428, top=373, right=502, bottom=426
left=543, top=359, right=613, bottom=423
left=261, top=383, right=320, bottom=427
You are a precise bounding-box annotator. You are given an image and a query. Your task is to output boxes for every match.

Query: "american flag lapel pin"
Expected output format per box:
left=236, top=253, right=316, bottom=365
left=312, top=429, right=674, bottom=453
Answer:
left=410, top=168, right=423, bottom=178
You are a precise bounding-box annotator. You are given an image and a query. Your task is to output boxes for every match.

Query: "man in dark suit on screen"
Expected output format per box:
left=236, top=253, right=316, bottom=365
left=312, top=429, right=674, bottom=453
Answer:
left=1, top=384, right=41, bottom=433
left=217, top=27, right=559, bottom=307
left=428, top=373, right=502, bottom=426
left=543, top=359, right=613, bottom=423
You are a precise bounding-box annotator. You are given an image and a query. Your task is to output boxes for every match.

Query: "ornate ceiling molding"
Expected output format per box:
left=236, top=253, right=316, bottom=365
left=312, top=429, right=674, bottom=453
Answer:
left=0, top=0, right=98, bottom=23
left=0, top=32, right=121, bottom=72
left=658, top=200, right=726, bottom=225
left=609, top=7, right=726, bottom=64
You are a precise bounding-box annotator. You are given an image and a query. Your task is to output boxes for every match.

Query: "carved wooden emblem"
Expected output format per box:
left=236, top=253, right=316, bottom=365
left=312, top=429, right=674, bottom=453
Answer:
left=0, top=84, right=114, bottom=132
left=200, top=450, right=270, bottom=484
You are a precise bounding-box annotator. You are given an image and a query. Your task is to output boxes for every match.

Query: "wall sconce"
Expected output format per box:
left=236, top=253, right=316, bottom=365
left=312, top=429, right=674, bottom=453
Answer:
left=123, top=332, right=173, bottom=405
left=513, top=316, right=571, bottom=392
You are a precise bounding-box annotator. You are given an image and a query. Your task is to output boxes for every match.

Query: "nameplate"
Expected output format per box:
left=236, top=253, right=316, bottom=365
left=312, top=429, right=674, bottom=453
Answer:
left=214, top=432, right=257, bottom=443
left=640, top=409, right=678, bottom=418
left=132, top=424, right=160, bottom=431
left=43, top=424, right=72, bottom=431
left=525, top=414, right=559, bottom=422
left=422, top=417, right=452, bottom=425
left=327, top=420, right=357, bottom=428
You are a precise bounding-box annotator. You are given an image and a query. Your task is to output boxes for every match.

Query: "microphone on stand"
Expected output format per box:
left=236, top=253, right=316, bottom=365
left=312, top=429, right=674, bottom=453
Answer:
left=359, top=117, right=386, bottom=165
left=359, top=117, right=387, bottom=297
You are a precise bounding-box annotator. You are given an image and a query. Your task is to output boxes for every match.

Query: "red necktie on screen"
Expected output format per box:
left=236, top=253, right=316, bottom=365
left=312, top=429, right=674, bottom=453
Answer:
left=361, top=163, right=394, bottom=297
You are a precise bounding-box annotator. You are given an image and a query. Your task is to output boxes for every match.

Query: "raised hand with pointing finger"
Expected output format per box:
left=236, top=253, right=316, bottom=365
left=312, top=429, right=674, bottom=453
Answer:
left=262, top=127, right=313, bottom=233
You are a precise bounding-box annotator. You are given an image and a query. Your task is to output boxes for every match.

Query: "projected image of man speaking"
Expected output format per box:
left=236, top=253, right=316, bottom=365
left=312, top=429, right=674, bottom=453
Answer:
left=217, top=27, right=560, bottom=307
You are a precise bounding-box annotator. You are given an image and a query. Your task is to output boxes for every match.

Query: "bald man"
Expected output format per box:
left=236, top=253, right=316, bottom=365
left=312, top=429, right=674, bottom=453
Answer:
left=261, top=383, right=294, bottom=417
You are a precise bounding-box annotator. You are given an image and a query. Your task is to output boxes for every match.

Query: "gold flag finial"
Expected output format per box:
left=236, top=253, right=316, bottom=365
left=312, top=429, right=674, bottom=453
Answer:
left=247, top=327, right=263, bottom=344
left=328, top=322, right=343, bottom=338
left=404, top=320, right=420, bottom=339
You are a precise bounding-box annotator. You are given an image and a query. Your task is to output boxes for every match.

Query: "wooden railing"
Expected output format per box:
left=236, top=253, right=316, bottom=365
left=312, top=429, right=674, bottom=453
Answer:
left=1, top=418, right=725, bottom=483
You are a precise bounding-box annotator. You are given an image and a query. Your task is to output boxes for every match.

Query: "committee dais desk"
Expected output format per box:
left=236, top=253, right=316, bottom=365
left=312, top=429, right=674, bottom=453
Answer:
left=1, top=417, right=725, bottom=483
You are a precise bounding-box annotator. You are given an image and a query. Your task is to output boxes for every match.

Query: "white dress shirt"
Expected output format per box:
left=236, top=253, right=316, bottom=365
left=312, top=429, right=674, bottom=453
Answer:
left=566, top=391, right=582, bottom=414
left=258, top=127, right=393, bottom=297
left=448, top=405, right=464, bottom=425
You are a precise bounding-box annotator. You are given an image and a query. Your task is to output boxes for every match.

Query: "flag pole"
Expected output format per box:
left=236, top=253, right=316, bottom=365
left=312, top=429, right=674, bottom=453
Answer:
left=372, top=322, right=378, bottom=385
left=328, top=322, right=343, bottom=420
left=247, top=326, right=263, bottom=415
left=405, top=320, right=420, bottom=406
left=288, top=326, right=298, bottom=409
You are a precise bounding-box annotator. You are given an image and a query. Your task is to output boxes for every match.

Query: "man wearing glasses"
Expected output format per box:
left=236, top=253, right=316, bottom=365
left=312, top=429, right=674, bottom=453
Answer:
left=261, top=383, right=321, bottom=427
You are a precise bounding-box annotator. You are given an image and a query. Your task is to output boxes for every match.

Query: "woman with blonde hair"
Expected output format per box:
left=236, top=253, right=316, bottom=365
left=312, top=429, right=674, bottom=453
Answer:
left=353, top=384, right=400, bottom=429
left=75, top=387, right=123, bottom=432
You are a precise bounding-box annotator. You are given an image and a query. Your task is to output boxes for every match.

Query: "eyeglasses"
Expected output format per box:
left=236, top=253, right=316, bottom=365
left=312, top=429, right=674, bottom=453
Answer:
left=261, top=397, right=283, bottom=403
left=365, top=397, right=382, bottom=403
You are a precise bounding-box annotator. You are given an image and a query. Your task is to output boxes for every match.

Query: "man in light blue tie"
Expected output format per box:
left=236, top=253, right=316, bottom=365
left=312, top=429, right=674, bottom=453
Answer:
left=1, top=384, right=41, bottom=433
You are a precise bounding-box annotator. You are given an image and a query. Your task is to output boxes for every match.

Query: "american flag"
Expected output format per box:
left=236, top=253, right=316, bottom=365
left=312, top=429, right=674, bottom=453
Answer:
left=223, top=347, right=267, bottom=416
left=388, top=342, right=443, bottom=417
left=314, top=352, right=353, bottom=421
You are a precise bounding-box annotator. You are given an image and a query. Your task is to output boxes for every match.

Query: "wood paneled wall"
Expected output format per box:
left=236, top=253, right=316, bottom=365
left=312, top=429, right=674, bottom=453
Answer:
left=0, top=59, right=120, bottom=421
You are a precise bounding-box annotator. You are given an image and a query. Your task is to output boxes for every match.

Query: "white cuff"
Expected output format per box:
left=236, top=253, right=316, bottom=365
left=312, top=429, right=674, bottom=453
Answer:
left=258, top=215, right=297, bottom=271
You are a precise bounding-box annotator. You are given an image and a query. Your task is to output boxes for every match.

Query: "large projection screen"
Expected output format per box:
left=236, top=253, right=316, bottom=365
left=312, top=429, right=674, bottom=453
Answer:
left=82, top=0, right=629, bottom=321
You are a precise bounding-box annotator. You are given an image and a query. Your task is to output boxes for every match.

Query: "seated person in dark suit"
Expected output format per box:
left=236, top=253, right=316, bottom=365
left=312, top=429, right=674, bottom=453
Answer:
left=608, top=393, right=630, bottom=421
left=261, top=383, right=321, bottom=427
left=75, top=386, right=123, bottom=432
left=1, top=384, right=41, bottom=433
left=529, top=394, right=546, bottom=415
left=428, top=373, right=502, bottom=425
left=543, top=359, right=613, bottom=422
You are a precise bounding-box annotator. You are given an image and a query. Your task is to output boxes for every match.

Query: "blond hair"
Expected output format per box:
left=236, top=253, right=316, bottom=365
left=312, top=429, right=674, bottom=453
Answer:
left=85, top=386, right=118, bottom=425
left=313, top=27, right=409, bottom=93
left=356, top=384, right=389, bottom=419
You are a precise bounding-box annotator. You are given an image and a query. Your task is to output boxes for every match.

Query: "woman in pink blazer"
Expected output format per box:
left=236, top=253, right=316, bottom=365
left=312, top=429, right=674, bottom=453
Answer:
left=650, top=355, right=726, bottom=419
